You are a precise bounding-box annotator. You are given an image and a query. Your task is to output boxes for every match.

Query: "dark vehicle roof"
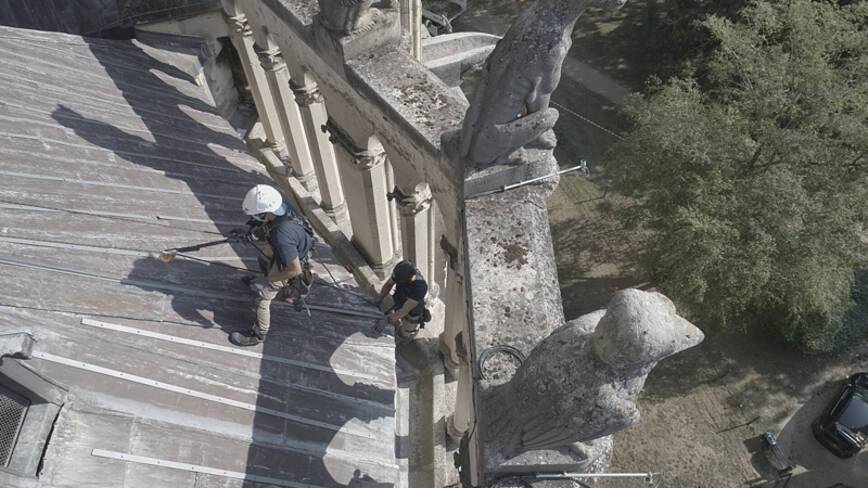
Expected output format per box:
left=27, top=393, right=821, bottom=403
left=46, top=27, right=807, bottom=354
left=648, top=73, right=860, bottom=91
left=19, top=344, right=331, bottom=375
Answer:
left=837, top=389, right=868, bottom=436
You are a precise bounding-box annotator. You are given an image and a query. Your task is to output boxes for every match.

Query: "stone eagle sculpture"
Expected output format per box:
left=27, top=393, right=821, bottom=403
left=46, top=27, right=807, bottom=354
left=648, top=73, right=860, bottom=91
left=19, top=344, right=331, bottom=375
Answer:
left=458, top=0, right=626, bottom=168
left=483, top=289, right=704, bottom=462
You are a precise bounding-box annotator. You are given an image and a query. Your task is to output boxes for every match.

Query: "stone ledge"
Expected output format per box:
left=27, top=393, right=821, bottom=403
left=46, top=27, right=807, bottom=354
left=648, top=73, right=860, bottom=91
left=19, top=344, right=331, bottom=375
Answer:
left=463, top=183, right=569, bottom=480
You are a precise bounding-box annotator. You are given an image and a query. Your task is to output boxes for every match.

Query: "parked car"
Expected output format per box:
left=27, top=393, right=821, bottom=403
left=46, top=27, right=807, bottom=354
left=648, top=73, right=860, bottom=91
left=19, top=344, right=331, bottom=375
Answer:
left=813, top=372, right=868, bottom=458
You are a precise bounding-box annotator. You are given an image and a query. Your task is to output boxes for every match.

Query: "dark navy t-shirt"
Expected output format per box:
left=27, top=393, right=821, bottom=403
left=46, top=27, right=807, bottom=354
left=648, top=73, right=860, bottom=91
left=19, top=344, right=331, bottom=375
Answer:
left=268, top=205, right=312, bottom=269
left=394, top=276, right=428, bottom=317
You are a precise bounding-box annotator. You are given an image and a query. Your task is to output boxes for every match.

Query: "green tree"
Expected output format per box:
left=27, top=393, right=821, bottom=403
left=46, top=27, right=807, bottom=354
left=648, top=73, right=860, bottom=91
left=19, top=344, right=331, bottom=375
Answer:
left=604, top=0, right=868, bottom=351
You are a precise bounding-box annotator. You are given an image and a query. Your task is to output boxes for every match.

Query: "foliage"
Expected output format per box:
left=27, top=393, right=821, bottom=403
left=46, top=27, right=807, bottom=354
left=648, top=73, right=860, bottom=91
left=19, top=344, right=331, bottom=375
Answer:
left=571, top=0, right=748, bottom=89
left=604, top=0, right=868, bottom=351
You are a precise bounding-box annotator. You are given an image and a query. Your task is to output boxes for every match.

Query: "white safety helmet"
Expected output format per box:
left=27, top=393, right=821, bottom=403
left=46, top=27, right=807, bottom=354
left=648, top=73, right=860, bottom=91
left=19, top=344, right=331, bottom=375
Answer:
left=242, top=184, right=283, bottom=216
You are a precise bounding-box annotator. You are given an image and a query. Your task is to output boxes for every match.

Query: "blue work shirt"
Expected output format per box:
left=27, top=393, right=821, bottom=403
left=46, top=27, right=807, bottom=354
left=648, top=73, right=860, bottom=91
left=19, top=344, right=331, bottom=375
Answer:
left=267, top=202, right=312, bottom=269
left=394, top=274, right=428, bottom=317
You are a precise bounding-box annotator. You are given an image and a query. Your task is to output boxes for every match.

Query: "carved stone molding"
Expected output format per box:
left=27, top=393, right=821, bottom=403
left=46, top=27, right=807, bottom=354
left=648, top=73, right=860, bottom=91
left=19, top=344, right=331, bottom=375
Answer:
left=266, top=140, right=289, bottom=162
left=254, top=44, right=286, bottom=72
left=352, top=148, right=386, bottom=170
left=321, top=119, right=385, bottom=171
left=290, top=81, right=324, bottom=107
left=223, top=12, right=252, bottom=37
left=395, top=184, right=432, bottom=216
left=440, top=234, right=460, bottom=273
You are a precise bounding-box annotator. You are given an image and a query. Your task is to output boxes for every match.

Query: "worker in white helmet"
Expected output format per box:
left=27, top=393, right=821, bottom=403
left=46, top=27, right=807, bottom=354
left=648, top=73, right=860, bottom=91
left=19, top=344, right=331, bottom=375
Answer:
left=230, top=184, right=314, bottom=347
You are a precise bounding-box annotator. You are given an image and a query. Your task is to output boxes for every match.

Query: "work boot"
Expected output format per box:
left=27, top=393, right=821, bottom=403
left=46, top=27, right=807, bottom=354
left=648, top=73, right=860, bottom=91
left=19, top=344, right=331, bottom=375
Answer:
left=229, top=329, right=263, bottom=347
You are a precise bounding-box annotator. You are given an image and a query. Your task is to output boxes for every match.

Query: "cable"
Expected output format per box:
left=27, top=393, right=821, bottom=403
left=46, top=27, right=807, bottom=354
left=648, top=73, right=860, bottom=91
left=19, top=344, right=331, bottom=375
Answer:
left=0, top=198, right=227, bottom=236
left=551, top=100, right=625, bottom=141
left=0, top=301, right=210, bottom=329
left=477, top=345, right=526, bottom=380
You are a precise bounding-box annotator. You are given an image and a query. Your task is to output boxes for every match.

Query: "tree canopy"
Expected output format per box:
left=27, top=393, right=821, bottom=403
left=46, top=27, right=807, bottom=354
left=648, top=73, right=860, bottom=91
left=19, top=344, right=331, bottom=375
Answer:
left=604, top=0, right=868, bottom=351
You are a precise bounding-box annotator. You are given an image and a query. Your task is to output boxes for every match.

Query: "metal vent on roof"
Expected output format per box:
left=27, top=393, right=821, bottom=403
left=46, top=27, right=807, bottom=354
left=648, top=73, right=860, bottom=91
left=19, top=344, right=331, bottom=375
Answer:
left=0, top=384, right=29, bottom=467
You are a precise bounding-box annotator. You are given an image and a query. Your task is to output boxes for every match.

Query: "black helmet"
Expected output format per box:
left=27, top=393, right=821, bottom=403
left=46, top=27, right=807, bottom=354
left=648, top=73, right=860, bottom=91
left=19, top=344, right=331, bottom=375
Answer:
left=392, top=260, right=417, bottom=284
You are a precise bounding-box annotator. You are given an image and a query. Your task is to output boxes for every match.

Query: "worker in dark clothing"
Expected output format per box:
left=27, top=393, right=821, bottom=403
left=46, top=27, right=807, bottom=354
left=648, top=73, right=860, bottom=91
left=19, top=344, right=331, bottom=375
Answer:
left=230, top=184, right=313, bottom=347
left=378, top=260, right=429, bottom=341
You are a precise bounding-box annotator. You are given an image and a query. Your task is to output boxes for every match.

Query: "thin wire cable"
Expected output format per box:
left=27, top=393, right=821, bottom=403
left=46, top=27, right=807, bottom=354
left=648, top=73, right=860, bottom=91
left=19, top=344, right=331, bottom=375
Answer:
left=551, top=100, right=625, bottom=141
left=0, top=198, right=227, bottom=236
left=0, top=301, right=211, bottom=329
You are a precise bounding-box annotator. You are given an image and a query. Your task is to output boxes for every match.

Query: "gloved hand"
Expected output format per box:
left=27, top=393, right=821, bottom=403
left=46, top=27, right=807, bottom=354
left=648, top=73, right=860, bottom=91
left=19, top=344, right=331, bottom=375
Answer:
left=227, top=227, right=253, bottom=243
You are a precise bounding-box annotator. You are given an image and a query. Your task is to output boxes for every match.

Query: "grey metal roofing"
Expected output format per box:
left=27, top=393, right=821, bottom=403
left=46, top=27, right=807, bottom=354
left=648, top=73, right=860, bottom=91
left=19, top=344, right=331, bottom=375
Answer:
left=0, top=0, right=220, bottom=37
left=0, top=26, right=396, bottom=487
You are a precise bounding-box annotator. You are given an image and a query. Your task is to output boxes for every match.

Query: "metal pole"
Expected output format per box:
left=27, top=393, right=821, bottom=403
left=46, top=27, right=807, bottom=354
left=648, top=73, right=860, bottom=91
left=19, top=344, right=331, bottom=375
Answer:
left=468, top=161, right=589, bottom=198
left=501, top=162, right=588, bottom=192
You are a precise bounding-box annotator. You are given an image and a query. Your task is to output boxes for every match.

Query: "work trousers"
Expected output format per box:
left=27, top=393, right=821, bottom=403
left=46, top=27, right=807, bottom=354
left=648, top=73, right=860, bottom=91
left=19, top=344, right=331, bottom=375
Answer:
left=248, top=244, right=286, bottom=337
left=396, top=314, right=423, bottom=340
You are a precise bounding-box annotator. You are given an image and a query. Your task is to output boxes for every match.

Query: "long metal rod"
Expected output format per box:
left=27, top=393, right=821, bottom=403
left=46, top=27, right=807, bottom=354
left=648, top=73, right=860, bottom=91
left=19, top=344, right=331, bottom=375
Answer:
left=91, top=449, right=319, bottom=488
left=502, top=163, right=587, bottom=191
left=469, top=162, right=588, bottom=198
left=538, top=472, right=656, bottom=479
left=34, top=351, right=375, bottom=439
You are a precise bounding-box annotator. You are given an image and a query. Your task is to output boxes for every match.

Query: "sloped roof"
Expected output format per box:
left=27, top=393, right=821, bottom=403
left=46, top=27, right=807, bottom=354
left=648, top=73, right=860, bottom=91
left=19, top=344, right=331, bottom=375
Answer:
left=0, top=26, right=396, bottom=487
left=0, top=0, right=220, bottom=37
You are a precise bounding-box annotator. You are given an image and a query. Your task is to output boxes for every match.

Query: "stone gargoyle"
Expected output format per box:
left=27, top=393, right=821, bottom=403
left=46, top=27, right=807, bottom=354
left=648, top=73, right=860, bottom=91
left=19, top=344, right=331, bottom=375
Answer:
left=317, top=0, right=393, bottom=33
left=483, top=289, right=704, bottom=463
left=458, top=0, right=627, bottom=168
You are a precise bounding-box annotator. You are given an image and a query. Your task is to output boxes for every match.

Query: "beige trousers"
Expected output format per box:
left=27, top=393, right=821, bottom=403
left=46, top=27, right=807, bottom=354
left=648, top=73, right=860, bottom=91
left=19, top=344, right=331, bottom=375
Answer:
left=249, top=243, right=286, bottom=337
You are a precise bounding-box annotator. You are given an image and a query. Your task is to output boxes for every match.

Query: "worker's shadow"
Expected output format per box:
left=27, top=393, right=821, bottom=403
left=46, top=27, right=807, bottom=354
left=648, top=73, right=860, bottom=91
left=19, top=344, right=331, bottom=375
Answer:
left=124, top=252, right=385, bottom=336
left=125, top=254, right=257, bottom=332
left=124, top=253, right=399, bottom=486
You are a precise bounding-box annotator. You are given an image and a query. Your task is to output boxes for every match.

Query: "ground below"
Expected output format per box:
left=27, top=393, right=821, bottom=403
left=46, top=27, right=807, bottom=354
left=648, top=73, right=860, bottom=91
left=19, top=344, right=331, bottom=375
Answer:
left=453, top=1, right=868, bottom=486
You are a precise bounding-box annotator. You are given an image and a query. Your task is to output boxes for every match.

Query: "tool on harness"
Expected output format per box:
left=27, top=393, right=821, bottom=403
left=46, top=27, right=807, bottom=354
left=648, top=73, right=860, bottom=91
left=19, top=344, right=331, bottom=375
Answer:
left=265, top=211, right=316, bottom=316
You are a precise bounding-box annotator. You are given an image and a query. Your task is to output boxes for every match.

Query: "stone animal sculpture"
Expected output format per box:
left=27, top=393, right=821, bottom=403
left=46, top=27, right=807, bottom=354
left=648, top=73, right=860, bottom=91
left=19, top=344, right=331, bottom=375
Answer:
left=459, top=0, right=626, bottom=168
left=317, top=0, right=394, bottom=33
left=484, top=289, right=704, bottom=462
